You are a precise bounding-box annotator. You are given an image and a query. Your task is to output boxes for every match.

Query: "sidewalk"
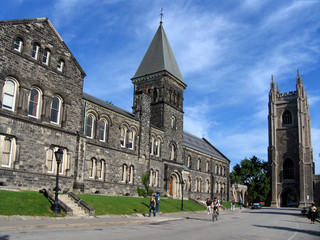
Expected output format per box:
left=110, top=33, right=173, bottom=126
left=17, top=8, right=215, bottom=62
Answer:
left=0, top=211, right=210, bottom=232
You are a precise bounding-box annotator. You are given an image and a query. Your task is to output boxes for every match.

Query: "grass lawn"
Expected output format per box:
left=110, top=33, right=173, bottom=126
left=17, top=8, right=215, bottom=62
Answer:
left=0, top=190, right=205, bottom=216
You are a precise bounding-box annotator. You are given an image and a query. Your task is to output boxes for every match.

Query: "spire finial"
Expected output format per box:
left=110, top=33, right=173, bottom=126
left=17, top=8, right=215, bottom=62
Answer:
left=160, top=8, right=164, bottom=24
left=297, top=69, right=300, bottom=77
left=271, top=74, right=274, bottom=82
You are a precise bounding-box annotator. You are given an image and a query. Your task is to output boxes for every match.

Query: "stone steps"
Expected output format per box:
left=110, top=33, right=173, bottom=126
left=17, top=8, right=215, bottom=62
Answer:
left=59, top=194, right=88, bottom=217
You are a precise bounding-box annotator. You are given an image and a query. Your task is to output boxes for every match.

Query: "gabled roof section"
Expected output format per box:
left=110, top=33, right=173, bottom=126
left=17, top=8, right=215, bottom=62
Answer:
left=132, top=23, right=184, bottom=83
left=83, top=92, right=138, bottom=120
left=0, top=18, right=86, bottom=77
left=183, top=132, right=230, bottom=162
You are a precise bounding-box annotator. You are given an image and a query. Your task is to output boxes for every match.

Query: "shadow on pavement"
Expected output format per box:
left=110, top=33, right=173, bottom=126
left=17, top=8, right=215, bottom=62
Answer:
left=253, top=224, right=320, bottom=238
left=248, top=209, right=304, bottom=217
left=186, top=217, right=215, bottom=222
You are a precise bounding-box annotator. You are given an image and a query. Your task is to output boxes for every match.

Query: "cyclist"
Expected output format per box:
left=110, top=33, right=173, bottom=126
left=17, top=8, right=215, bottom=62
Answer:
left=211, top=197, right=220, bottom=221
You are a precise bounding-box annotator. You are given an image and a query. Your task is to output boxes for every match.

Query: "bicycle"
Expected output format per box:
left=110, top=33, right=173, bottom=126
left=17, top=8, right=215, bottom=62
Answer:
left=211, top=207, right=219, bottom=222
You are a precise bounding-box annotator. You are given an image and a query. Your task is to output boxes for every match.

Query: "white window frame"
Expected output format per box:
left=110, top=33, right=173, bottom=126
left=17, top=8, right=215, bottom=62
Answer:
left=99, top=120, right=107, bottom=142
left=0, top=135, right=16, bottom=168
left=128, top=129, right=135, bottom=150
left=97, top=160, right=104, bottom=180
left=197, top=158, right=201, bottom=170
left=46, top=147, right=67, bottom=175
left=155, top=170, right=159, bottom=187
left=28, top=87, right=41, bottom=118
left=89, top=158, right=96, bottom=179
left=170, top=144, right=175, bottom=160
left=120, top=126, right=127, bottom=148
left=149, top=169, right=154, bottom=187
left=50, top=96, right=61, bottom=124
left=13, top=38, right=23, bottom=52
left=86, top=114, right=95, bottom=138
left=42, top=49, right=51, bottom=65
left=57, top=59, right=64, bottom=72
left=32, top=43, right=40, bottom=60
left=2, top=78, right=18, bottom=111
left=150, top=136, right=155, bottom=155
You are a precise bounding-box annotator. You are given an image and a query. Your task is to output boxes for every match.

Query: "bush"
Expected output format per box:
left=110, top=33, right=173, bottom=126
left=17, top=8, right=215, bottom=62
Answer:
left=136, top=187, right=147, bottom=197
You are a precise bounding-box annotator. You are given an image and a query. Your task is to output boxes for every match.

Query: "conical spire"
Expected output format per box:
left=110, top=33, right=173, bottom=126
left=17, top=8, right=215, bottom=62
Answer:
left=132, top=24, right=184, bottom=83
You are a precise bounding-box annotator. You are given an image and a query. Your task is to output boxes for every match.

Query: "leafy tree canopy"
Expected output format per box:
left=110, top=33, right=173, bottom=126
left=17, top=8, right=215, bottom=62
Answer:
left=230, top=156, right=270, bottom=203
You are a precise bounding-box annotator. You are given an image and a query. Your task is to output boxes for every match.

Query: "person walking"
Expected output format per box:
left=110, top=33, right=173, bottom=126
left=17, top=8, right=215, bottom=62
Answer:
left=206, top=198, right=212, bottom=215
left=309, top=203, right=318, bottom=224
left=149, top=195, right=156, bottom=217
left=231, top=200, right=235, bottom=211
left=239, top=199, right=243, bottom=210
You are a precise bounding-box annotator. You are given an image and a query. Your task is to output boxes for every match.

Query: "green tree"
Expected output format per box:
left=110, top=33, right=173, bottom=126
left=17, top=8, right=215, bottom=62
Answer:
left=137, top=172, right=154, bottom=197
left=230, top=156, right=270, bottom=203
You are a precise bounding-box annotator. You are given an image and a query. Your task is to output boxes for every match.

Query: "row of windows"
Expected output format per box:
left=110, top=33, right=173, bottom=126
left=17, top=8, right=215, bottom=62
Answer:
left=183, top=176, right=226, bottom=194
left=2, top=77, right=63, bottom=124
left=13, top=37, right=65, bottom=72
left=186, top=155, right=227, bottom=175
left=282, top=111, right=292, bottom=126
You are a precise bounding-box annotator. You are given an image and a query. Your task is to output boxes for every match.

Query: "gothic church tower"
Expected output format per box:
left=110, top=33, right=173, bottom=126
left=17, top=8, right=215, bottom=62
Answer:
left=268, top=71, right=314, bottom=207
left=131, top=22, right=187, bottom=164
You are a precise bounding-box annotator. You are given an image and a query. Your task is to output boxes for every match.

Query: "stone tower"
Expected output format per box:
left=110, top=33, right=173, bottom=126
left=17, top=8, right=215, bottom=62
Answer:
left=131, top=22, right=187, bottom=164
left=268, top=71, right=314, bottom=207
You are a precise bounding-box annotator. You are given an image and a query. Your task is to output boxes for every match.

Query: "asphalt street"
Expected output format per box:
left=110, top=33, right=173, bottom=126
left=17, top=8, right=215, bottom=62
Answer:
left=0, top=208, right=319, bottom=240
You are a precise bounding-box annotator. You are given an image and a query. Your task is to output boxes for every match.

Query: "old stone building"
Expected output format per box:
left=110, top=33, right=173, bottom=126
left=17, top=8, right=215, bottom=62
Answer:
left=268, top=72, right=320, bottom=207
left=0, top=18, right=230, bottom=201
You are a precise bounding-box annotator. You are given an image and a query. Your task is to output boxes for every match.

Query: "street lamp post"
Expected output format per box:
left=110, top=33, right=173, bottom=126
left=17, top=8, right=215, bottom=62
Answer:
left=52, top=148, right=63, bottom=215
left=181, top=180, right=185, bottom=211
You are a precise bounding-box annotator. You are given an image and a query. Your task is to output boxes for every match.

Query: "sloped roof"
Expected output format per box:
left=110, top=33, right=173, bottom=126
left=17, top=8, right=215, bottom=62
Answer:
left=132, top=23, right=184, bottom=83
left=183, top=132, right=230, bottom=162
left=82, top=92, right=137, bottom=120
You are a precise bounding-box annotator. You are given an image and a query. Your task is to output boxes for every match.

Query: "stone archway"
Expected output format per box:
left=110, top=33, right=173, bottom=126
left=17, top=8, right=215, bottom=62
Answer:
left=169, top=172, right=181, bottom=197
left=281, top=188, right=298, bottom=207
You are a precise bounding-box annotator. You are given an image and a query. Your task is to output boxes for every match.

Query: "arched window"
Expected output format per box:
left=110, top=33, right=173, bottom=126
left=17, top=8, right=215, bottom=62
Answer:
left=128, top=129, right=136, bottom=150
left=220, top=165, right=222, bottom=175
left=122, top=164, right=127, bottom=182
left=206, top=161, right=210, bottom=172
left=170, top=144, right=176, bottom=161
left=46, top=147, right=68, bottom=175
left=0, top=135, right=16, bottom=168
left=149, top=169, right=154, bottom=186
left=2, top=78, right=18, bottom=111
left=42, top=48, right=51, bottom=65
left=215, top=165, right=218, bottom=174
left=187, top=155, right=191, bottom=168
left=13, top=37, right=23, bottom=52
left=32, top=43, right=40, bottom=60
left=97, top=160, right=104, bottom=180
left=155, top=138, right=161, bottom=156
left=99, top=120, right=107, bottom=142
left=150, top=136, right=155, bottom=155
left=283, top=158, right=294, bottom=179
left=57, top=59, right=65, bottom=72
left=282, top=111, right=292, bottom=125
left=28, top=88, right=41, bottom=118
left=120, top=126, right=127, bottom=147
left=89, top=158, right=96, bottom=178
left=171, top=116, right=176, bottom=129
left=50, top=96, right=61, bottom=124
left=155, top=170, right=159, bottom=187
left=129, top=165, right=134, bottom=184
left=188, top=176, right=192, bottom=191
left=197, top=158, right=201, bottom=170
left=86, top=114, right=95, bottom=138
left=206, top=179, right=210, bottom=193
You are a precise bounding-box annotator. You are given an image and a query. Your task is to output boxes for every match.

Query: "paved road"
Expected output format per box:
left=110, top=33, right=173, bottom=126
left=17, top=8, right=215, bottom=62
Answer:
left=1, top=208, right=319, bottom=240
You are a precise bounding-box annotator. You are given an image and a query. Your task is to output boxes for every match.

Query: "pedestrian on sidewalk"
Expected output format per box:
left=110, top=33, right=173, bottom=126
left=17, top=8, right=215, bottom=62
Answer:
left=231, top=200, right=235, bottom=211
left=149, top=195, right=156, bottom=217
left=239, top=199, right=243, bottom=210
left=206, top=198, right=212, bottom=215
left=309, top=203, right=317, bottom=224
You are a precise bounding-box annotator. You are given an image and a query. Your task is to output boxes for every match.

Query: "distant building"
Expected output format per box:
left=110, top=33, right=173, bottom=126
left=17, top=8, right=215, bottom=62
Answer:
left=0, top=18, right=230, bottom=201
left=268, top=72, right=320, bottom=207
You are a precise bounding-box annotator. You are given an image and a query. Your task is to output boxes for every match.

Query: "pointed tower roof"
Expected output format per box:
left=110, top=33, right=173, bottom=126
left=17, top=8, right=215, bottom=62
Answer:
left=132, top=23, right=184, bottom=83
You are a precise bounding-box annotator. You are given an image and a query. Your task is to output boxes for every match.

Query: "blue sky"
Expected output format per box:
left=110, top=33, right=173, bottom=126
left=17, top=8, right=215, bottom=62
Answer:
left=2, top=0, right=320, bottom=173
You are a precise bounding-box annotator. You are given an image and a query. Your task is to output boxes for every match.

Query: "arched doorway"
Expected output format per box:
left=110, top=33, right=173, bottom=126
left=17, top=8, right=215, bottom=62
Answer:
left=169, top=172, right=181, bottom=197
left=281, top=188, right=298, bottom=207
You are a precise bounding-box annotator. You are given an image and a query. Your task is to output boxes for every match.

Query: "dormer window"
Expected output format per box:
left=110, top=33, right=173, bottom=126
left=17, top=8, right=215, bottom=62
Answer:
left=13, top=37, right=23, bottom=52
left=57, top=59, right=64, bottom=72
left=42, top=49, right=51, bottom=65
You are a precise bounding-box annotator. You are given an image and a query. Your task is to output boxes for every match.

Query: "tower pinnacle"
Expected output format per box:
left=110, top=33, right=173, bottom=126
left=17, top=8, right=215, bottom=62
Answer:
left=160, top=8, right=164, bottom=24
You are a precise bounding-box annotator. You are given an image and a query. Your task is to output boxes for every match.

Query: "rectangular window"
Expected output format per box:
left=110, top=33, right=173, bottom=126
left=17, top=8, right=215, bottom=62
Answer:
left=42, top=50, right=50, bottom=65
